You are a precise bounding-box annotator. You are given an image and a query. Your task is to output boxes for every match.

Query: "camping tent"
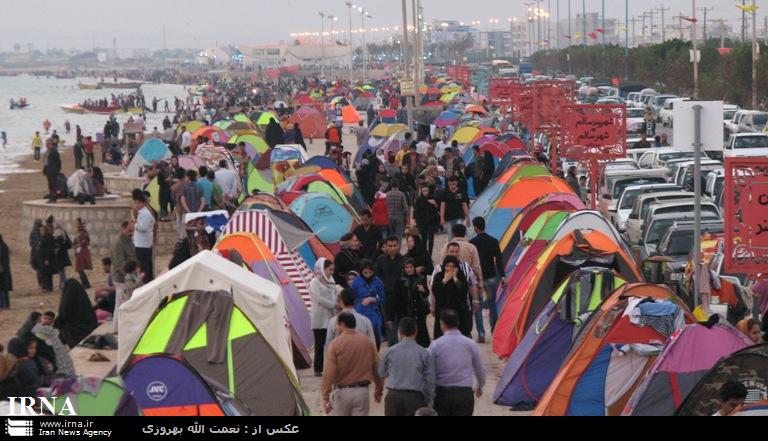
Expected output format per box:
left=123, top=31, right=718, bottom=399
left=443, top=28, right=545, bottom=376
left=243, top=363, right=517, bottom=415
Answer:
left=49, top=376, right=140, bottom=416
left=192, top=126, right=229, bottom=144
left=288, top=106, right=326, bottom=139
left=342, top=105, right=362, bottom=124
left=534, top=284, right=694, bottom=416
left=469, top=164, right=549, bottom=223
left=289, top=193, right=354, bottom=244
left=675, top=343, right=768, bottom=416
left=493, top=229, right=641, bottom=358
left=215, top=233, right=314, bottom=369
left=118, top=251, right=296, bottom=377
left=494, top=268, right=627, bottom=409
left=623, top=323, right=752, bottom=416
left=126, top=139, right=171, bottom=177
left=123, top=355, right=250, bottom=416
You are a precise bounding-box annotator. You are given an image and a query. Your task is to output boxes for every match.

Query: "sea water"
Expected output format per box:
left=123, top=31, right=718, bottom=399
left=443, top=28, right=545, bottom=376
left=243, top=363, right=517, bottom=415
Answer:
left=0, top=74, right=188, bottom=175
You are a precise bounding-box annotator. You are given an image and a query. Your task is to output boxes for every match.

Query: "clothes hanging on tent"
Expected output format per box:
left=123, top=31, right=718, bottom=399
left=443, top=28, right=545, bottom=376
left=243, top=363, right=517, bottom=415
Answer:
left=166, top=291, right=234, bottom=364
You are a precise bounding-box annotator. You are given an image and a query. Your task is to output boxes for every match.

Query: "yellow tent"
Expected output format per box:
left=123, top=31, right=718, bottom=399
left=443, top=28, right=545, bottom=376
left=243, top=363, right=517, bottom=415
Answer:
left=451, top=127, right=481, bottom=145
left=176, top=120, right=205, bottom=134
left=370, top=123, right=408, bottom=138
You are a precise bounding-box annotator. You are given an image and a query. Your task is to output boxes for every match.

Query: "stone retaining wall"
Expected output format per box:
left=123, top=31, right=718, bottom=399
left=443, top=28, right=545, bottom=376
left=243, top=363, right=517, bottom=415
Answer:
left=104, top=173, right=147, bottom=196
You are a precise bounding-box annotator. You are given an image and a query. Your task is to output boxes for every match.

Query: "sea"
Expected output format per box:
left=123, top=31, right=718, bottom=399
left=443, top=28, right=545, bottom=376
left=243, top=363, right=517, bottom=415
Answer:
left=0, top=74, right=189, bottom=178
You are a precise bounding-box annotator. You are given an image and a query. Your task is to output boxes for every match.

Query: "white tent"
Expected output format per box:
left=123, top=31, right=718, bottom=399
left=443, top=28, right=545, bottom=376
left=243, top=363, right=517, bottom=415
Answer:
left=117, top=251, right=295, bottom=378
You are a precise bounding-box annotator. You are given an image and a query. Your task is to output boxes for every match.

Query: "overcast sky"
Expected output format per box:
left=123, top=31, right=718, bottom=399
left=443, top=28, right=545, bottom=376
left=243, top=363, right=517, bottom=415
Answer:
left=0, top=0, right=758, bottom=51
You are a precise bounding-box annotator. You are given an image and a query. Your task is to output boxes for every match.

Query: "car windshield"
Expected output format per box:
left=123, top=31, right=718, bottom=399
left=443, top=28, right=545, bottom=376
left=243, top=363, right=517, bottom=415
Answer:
left=724, top=110, right=738, bottom=120
left=666, top=231, right=695, bottom=256
left=614, top=178, right=666, bottom=199
left=647, top=219, right=677, bottom=244
left=628, top=109, right=645, bottom=118
left=713, top=178, right=724, bottom=199
left=734, top=136, right=768, bottom=149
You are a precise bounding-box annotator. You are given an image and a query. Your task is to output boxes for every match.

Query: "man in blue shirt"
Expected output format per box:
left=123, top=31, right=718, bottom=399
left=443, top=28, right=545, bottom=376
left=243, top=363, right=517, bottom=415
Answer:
left=196, top=166, right=213, bottom=210
left=429, top=309, right=486, bottom=416
left=378, top=318, right=435, bottom=416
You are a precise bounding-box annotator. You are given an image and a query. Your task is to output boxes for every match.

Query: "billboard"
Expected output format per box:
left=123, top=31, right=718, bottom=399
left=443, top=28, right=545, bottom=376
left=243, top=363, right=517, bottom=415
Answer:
left=724, top=158, right=768, bottom=274
left=673, top=100, right=724, bottom=153
left=560, top=105, right=628, bottom=160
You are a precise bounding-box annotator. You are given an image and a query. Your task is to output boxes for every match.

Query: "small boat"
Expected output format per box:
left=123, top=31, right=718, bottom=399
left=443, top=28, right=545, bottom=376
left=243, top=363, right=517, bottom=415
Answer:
left=78, top=83, right=102, bottom=90
left=98, top=82, right=142, bottom=90
left=82, top=104, right=122, bottom=114
left=61, top=104, right=85, bottom=114
left=10, top=99, right=30, bottom=110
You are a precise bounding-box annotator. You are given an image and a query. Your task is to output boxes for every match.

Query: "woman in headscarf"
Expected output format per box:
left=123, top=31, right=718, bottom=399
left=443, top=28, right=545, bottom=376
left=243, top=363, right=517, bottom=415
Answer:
left=73, top=219, right=92, bottom=290
left=34, top=224, right=56, bottom=292
left=265, top=118, right=285, bottom=148
left=29, top=219, right=44, bottom=289
left=395, top=259, right=431, bottom=347
left=478, top=151, right=495, bottom=194
left=309, top=258, right=341, bottom=376
left=0, top=235, right=10, bottom=309
left=292, top=123, right=307, bottom=152
left=412, top=186, right=439, bottom=256
left=52, top=222, right=72, bottom=289
left=405, top=233, right=433, bottom=276
left=6, top=338, right=42, bottom=396
left=351, top=259, right=385, bottom=350
left=737, top=318, right=763, bottom=344
left=32, top=316, right=74, bottom=377
left=431, top=255, right=472, bottom=339
left=54, top=280, right=98, bottom=349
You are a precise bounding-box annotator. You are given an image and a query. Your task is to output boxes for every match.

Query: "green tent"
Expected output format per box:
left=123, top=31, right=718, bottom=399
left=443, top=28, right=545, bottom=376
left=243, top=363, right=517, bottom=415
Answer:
left=233, top=113, right=252, bottom=124
left=132, top=290, right=309, bottom=416
left=229, top=135, right=269, bottom=154
left=53, top=377, right=140, bottom=416
left=524, top=211, right=571, bottom=243
left=255, top=112, right=279, bottom=126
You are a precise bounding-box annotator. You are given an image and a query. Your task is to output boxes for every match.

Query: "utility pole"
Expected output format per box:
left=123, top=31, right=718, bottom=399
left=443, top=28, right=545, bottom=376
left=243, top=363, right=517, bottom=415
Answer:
left=656, top=6, right=670, bottom=43
left=602, top=0, right=606, bottom=46
left=557, top=0, right=561, bottom=50
left=319, top=12, right=326, bottom=79
left=719, top=19, right=726, bottom=49
left=692, top=0, right=699, bottom=99
left=582, top=0, right=587, bottom=47
left=412, top=0, right=421, bottom=112
left=698, top=7, right=714, bottom=41
left=347, top=2, right=353, bottom=85
left=742, top=0, right=747, bottom=43
left=630, top=16, right=641, bottom=48
left=641, top=13, right=647, bottom=45
left=401, top=0, right=413, bottom=131
left=647, top=9, right=655, bottom=45
left=752, top=0, right=758, bottom=109
left=676, top=14, right=685, bottom=40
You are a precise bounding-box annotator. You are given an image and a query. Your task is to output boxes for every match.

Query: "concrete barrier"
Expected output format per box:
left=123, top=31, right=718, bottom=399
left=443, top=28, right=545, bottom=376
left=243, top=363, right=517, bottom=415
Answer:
left=103, top=173, right=147, bottom=196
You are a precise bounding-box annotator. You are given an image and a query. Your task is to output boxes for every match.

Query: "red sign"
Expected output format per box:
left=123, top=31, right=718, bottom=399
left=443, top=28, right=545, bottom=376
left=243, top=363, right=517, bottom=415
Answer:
left=512, top=85, right=534, bottom=127
left=724, top=158, right=768, bottom=274
left=489, top=78, right=520, bottom=104
left=532, top=81, right=575, bottom=129
left=447, top=66, right=471, bottom=85
left=560, top=105, right=627, bottom=159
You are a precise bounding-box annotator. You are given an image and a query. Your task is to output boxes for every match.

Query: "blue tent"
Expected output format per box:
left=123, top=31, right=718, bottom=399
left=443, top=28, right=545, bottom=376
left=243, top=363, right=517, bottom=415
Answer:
left=289, top=193, right=353, bottom=244
left=127, top=139, right=170, bottom=177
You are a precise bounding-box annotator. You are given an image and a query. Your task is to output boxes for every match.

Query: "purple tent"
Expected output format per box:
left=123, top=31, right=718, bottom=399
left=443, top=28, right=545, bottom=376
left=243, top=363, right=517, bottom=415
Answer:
left=622, top=323, right=752, bottom=416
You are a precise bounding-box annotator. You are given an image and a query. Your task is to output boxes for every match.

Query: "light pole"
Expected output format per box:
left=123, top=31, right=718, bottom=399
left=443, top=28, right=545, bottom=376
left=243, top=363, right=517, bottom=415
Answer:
left=319, top=12, right=326, bottom=78
left=346, top=2, right=354, bottom=84
left=328, top=15, right=338, bottom=81
left=358, top=7, right=373, bottom=82
left=751, top=1, right=758, bottom=109
left=692, top=0, right=699, bottom=99
left=582, top=0, right=587, bottom=47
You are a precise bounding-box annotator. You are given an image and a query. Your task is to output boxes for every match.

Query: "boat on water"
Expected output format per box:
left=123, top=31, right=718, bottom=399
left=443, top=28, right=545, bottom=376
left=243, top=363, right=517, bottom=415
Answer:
left=60, top=104, right=145, bottom=115
left=10, top=98, right=30, bottom=110
left=78, top=83, right=102, bottom=90
left=98, top=82, right=142, bottom=90
left=61, top=104, right=85, bottom=114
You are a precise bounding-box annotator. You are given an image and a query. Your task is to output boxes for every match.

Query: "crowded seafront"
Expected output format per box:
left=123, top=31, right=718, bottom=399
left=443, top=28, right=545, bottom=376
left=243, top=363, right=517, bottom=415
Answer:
left=0, top=0, right=767, bottom=421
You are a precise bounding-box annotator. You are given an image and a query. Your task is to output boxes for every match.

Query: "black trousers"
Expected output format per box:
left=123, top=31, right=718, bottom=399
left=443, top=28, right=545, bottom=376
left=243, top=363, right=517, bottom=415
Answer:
left=313, top=328, right=327, bottom=373
left=384, top=390, right=427, bottom=416
left=86, top=153, right=95, bottom=169
left=46, top=175, right=57, bottom=202
left=435, top=387, right=474, bottom=416
left=74, top=155, right=83, bottom=170
left=135, top=247, right=154, bottom=283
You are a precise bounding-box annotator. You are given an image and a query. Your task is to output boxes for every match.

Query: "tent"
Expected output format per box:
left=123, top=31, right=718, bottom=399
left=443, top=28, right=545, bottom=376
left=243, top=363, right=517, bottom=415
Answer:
left=342, top=105, right=362, bottom=124
left=215, top=233, right=314, bottom=369
left=623, top=323, right=752, bottom=416
left=290, top=193, right=354, bottom=244
left=494, top=268, right=627, bottom=408
left=734, top=400, right=768, bottom=416
left=118, top=251, right=296, bottom=376
left=177, top=120, right=205, bottom=134
left=123, top=355, right=249, bottom=416
left=223, top=210, right=315, bottom=309
left=553, top=211, right=633, bottom=259
left=370, top=123, right=409, bottom=138
left=450, top=127, right=481, bottom=146
left=49, top=376, right=140, bottom=416
left=126, top=139, right=171, bottom=177
left=493, top=230, right=642, bottom=359
left=434, top=110, right=461, bottom=128
left=118, top=252, right=308, bottom=416
left=469, top=164, right=550, bottom=223
left=288, top=106, right=326, bottom=139
left=534, top=284, right=694, bottom=416
left=675, top=343, right=768, bottom=416
left=192, top=126, right=229, bottom=144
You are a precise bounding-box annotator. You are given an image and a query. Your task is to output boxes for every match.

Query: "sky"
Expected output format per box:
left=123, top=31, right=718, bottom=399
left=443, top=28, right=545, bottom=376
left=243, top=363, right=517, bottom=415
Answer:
left=0, top=0, right=760, bottom=51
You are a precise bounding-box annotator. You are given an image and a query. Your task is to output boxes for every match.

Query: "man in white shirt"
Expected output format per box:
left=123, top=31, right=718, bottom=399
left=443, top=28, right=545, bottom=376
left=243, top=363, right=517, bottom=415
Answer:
left=132, top=190, right=155, bottom=283
left=436, top=135, right=451, bottom=158
left=214, top=159, right=238, bottom=202
left=180, top=126, right=192, bottom=154
left=416, top=138, right=430, bottom=156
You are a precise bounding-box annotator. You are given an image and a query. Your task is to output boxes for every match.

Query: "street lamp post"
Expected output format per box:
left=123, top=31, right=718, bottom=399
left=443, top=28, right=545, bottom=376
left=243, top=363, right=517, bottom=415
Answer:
left=329, top=15, right=338, bottom=81
left=752, top=0, right=758, bottom=109
left=346, top=2, right=354, bottom=84
left=319, top=12, right=326, bottom=78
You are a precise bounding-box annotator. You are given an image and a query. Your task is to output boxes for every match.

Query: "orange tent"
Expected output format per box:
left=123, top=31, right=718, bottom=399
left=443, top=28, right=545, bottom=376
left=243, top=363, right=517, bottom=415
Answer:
left=342, top=105, right=362, bottom=124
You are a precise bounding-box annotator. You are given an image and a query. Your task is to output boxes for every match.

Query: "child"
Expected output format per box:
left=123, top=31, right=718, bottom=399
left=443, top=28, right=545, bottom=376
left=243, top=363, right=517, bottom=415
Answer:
left=713, top=380, right=748, bottom=416
left=32, top=311, right=75, bottom=378
left=123, top=260, right=144, bottom=302
left=371, top=192, right=389, bottom=231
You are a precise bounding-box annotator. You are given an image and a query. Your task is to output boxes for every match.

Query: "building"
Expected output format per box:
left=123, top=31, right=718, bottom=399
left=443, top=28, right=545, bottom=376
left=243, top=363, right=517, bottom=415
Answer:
left=240, top=42, right=353, bottom=68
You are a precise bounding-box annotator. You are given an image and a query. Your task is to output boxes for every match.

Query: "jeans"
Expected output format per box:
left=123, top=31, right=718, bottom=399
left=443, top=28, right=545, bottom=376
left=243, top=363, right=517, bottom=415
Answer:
left=475, top=277, right=500, bottom=337
left=86, top=153, right=95, bottom=169
left=78, top=271, right=91, bottom=290
left=34, top=148, right=41, bottom=160
left=47, top=175, right=58, bottom=202
left=135, top=247, right=154, bottom=283
left=445, top=219, right=464, bottom=240
left=388, top=218, right=405, bottom=241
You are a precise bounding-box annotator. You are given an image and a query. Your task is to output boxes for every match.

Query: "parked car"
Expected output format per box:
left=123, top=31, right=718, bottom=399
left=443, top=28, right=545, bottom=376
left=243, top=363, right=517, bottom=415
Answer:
left=629, top=199, right=721, bottom=246
left=626, top=92, right=643, bottom=108
left=614, top=184, right=682, bottom=232
left=651, top=94, right=680, bottom=117
left=726, top=110, right=754, bottom=136
left=657, top=221, right=724, bottom=286
left=659, top=98, right=690, bottom=127
left=723, top=104, right=740, bottom=128
left=738, top=111, right=768, bottom=133
left=596, top=97, right=625, bottom=105
left=625, top=192, right=696, bottom=244
left=627, top=107, right=647, bottom=134
left=598, top=169, right=669, bottom=218
left=673, top=160, right=723, bottom=190
left=637, top=148, right=698, bottom=169
left=725, top=133, right=768, bottom=157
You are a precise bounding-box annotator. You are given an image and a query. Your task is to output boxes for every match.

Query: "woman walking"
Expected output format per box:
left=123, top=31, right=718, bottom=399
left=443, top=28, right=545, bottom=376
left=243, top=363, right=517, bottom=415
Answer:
left=52, top=221, right=72, bottom=290
left=0, top=234, right=12, bottom=309
left=309, top=258, right=341, bottom=376
left=34, top=224, right=56, bottom=292
left=73, top=218, right=92, bottom=289
left=351, top=260, right=385, bottom=350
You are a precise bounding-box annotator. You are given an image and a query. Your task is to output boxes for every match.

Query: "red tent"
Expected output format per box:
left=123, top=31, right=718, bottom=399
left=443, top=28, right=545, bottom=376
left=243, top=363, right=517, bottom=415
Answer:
left=288, top=106, right=326, bottom=139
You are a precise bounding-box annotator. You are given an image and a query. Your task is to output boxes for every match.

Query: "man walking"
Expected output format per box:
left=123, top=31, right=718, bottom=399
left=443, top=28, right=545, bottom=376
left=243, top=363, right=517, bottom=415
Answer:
left=378, top=318, right=435, bottom=416
left=376, top=236, right=405, bottom=346
left=353, top=209, right=382, bottom=261
left=386, top=181, right=409, bottom=241
left=440, top=177, right=470, bottom=239
left=469, top=217, right=506, bottom=343
left=322, top=312, right=384, bottom=416
left=326, top=289, right=376, bottom=346
left=429, top=310, right=486, bottom=416
left=32, top=131, right=42, bottom=161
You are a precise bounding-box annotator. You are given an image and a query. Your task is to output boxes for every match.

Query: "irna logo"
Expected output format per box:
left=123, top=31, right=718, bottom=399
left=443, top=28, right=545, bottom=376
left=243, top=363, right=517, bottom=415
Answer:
left=7, top=397, right=77, bottom=416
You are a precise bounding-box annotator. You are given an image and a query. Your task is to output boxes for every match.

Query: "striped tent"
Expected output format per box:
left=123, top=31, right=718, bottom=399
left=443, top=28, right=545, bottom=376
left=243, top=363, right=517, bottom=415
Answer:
left=224, top=210, right=314, bottom=309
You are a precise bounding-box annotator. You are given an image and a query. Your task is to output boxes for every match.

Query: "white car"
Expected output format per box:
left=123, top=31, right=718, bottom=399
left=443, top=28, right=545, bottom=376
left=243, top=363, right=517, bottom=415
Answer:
left=659, top=98, right=690, bottom=127
left=627, top=107, right=646, bottom=134
left=725, top=133, right=768, bottom=157
left=638, top=148, right=698, bottom=169
left=614, top=184, right=681, bottom=232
